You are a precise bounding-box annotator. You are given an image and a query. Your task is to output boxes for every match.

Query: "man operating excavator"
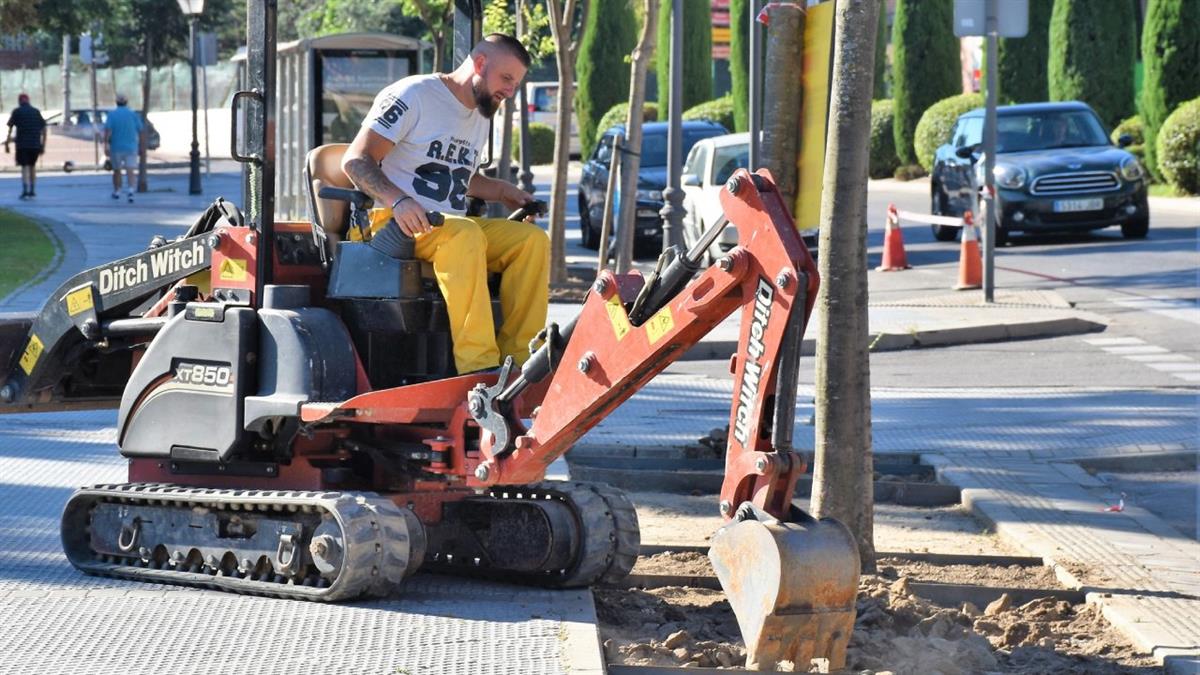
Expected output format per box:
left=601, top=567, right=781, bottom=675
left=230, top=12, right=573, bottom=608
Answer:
left=342, top=33, right=546, bottom=375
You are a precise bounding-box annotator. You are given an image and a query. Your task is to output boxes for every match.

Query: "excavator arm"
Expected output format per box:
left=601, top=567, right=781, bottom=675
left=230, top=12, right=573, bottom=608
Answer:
left=471, top=168, right=816, bottom=517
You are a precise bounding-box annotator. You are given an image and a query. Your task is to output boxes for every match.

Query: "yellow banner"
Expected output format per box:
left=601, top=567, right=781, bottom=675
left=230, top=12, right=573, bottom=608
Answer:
left=712, top=27, right=731, bottom=44
left=795, top=1, right=834, bottom=230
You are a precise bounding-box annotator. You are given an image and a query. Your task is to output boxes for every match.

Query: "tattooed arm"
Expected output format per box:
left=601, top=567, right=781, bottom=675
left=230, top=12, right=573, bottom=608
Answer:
left=342, top=128, right=432, bottom=235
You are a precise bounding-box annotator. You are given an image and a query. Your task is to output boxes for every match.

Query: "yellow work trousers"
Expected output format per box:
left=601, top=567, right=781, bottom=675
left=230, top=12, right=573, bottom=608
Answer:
left=369, top=210, right=550, bottom=374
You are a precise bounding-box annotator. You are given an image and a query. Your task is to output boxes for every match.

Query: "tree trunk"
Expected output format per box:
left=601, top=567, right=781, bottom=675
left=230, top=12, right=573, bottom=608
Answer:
left=547, top=54, right=574, bottom=283
left=760, top=4, right=804, bottom=210
left=432, top=32, right=445, bottom=72
left=615, top=0, right=659, bottom=273
left=810, top=0, right=879, bottom=574
left=545, top=0, right=587, bottom=285
left=137, top=33, right=153, bottom=193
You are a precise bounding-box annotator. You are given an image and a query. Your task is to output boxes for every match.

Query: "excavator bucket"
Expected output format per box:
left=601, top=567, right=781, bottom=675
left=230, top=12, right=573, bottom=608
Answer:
left=709, top=504, right=860, bottom=671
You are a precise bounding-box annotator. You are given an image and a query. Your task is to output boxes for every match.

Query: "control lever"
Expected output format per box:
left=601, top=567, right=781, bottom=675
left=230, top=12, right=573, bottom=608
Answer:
left=507, top=199, right=548, bottom=222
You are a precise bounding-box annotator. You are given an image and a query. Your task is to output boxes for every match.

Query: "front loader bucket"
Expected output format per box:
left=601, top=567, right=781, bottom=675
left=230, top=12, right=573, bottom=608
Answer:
left=709, top=504, right=860, bottom=671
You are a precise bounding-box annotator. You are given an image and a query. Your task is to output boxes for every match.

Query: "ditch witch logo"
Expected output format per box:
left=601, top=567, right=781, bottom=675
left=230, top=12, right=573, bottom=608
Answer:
left=733, top=277, right=775, bottom=447
left=98, top=241, right=207, bottom=295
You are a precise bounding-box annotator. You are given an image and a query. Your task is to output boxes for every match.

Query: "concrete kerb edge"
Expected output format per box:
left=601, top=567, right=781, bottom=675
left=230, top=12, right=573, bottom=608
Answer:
left=557, top=589, right=607, bottom=675
left=925, top=453, right=1200, bottom=672
left=676, top=316, right=1105, bottom=360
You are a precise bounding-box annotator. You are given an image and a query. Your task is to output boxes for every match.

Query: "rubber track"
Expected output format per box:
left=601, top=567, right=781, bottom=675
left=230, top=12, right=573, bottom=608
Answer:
left=434, top=481, right=641, bottom=588
left=61, top=483, right=417, bottom=602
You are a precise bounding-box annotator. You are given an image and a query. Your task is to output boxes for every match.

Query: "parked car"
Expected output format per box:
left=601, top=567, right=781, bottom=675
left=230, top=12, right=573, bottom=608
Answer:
left=930, top=101, right=1148, bottom=245
left=578, top=120, right=728, bottom=254
left=527, top=82, right=580, bottom=157
left=45, top=108, right=161, bottom=151
left=679, top=132, right=818, bottom=263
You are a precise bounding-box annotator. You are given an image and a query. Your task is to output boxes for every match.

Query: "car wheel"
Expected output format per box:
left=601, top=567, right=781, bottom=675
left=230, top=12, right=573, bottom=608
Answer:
left=1121, top=215, right=1149, bottom=239
left=930, top=187, right=958, bottom=241
left=578, top=192, right=599, bottom=249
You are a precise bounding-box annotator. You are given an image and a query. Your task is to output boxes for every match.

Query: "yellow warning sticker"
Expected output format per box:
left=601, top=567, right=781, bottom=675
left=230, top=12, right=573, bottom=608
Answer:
left=219, top=258, right=248, bottom=281
left=64, top=286, right=94, bottom=316
left=645, top=306, right=675, bottom=345
left=19, top=334, right=44, bottom=375
left=605, top=295, right=631, bottom=341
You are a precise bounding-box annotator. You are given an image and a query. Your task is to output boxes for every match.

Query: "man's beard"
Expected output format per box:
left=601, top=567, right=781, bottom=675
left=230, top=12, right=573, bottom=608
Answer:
left=473, top=81, right=499, bottom=118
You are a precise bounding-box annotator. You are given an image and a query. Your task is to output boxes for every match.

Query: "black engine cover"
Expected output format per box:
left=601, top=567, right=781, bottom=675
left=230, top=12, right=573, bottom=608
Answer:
left=117, top=304, right=256, bottom=462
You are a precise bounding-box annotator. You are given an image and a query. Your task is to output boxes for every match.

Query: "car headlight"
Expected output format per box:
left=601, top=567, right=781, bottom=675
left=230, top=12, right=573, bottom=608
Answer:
left=993, top=165, right=1026, bottom=190
left=1120, top=156, right=1144, bottom=181
left=636, top=189, right=663, bottom=201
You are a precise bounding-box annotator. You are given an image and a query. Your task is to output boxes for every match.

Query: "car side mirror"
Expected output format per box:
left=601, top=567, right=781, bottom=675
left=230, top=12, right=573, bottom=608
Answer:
left=955, top=144, right=978, bottom=159
left=682, top=174, right=701, bottom=187
left=1117, top=133, right=1133, bottom=148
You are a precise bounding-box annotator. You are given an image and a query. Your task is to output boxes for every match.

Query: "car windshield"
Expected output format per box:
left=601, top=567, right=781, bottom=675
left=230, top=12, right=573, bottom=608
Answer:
left=710, top=144, right=749, bottom=184
left=996, top=111, right=1110, bottom=152
left=641, top=129, right=724, bottom=167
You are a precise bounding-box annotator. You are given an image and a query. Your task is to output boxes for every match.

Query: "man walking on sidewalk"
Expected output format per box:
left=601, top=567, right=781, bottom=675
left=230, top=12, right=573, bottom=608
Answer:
left=103, top=94, right=143, bottom=203
left=4, top=93, right=47, bottom=200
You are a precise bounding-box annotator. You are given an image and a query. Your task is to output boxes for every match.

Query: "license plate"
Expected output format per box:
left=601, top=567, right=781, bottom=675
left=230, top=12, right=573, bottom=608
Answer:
left=1053, top=198, right=1104, bottom=213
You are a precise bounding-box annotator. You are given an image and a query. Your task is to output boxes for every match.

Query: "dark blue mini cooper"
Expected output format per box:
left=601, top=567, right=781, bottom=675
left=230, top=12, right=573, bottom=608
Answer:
left=930, top=101, right=1149, bottom=245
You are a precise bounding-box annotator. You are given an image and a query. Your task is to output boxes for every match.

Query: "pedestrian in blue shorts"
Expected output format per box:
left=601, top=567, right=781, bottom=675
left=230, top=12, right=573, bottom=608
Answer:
left=104, top=94, right=143, bottom=203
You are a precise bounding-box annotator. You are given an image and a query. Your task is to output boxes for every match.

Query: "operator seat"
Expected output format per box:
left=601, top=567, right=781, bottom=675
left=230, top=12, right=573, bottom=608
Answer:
left=304, top=143, right=357, bottom=261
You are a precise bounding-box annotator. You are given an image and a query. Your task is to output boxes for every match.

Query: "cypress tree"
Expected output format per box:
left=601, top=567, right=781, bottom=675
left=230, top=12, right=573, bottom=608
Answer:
left=1141, top=0, right=1200, bottom=178
left=576, top=0, right=637, bottom=157
left=657, top=0, right=713, bottom=115
left=873, top=0, right=888, bottom=100
left=891, top=0, right=960, bottom=166
left=729, top=0, right=749, bottom=131
left=995, top=0, right=1053, bottom=103
left=1048, top=0, right=1136, bottom=129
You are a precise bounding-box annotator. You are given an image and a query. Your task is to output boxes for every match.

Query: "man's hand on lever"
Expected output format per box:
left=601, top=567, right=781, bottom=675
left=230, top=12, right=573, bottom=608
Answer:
left=390, top=195, right=434, bottom=236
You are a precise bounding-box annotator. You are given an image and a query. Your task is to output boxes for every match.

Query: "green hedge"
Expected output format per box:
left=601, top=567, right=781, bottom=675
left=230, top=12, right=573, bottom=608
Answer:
left=597, top=102, right=660, bottom=140
left=874, top=1, right=889, bottom=100
left=729, top=0, right=749, bottom=131
left=1156, top=96, right=1200, bottom=194
left=1141, top=0, right=1200, bottom=180
left=576, top=0, right=637, bottom=158
left=683, top=95, right=735, bottom=131
left=869, top=99, right=900, bottom=179
left=913, top=93, right=983, bottom=172
left=512, top=122, right=556, bottom=165
left=1048, top=0, right=1136, bottom=129
left=995, top=0, right=1053, bottom=103
left=891, top=0, right=962, bottom=165
left=1110, top=115, right=1146, bottom=165
left=657, top=0, right=713, bottom=116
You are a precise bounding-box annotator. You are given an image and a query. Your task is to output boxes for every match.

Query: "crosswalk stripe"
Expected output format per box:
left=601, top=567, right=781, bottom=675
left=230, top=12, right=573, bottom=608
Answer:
left=1144, top=362, right=1200, bottom=373
left=1104, top=345, right=1170, bottom=355
left=1110, top=297, right=1200, bottom=326
left=1084, top=337, right=1145, bottom=346
left=1125, top=354, right=1194, bottom=363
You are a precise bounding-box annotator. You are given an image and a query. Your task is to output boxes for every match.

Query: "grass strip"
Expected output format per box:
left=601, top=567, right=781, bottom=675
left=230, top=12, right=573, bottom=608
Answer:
left=0, top=208, right=58, bottom=301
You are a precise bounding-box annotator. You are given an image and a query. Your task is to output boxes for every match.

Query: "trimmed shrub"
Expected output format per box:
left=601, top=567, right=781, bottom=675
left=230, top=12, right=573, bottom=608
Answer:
left=1110, top=114, right=1146, bottom=165
left=657, top=0, right=713, bottom=115
left=1048, top=0, right=1136, bottom=129
left=913, top=93, right=983, bottom=172
left=683, top=95, right=735, bottom=131
left=893, top=164, right=927, bottom=181
left=869, top=99, right=900, bottom=179
left=1141, top=0, right=1200, bottom=179
left=995, top=0, right=1053, bottom=103
left=874, top=0, right=888, bottom=100
left=597, top=102, right=660, bottom=140
left=729, top=0, right=749, bottom=131
left=576, top=0, right=637, bottom=157
left=512, top=122, right=556, bottom=165
left=1156, top=96, right=1200, bottom=194
left=891, top=0, right=961, bottom=165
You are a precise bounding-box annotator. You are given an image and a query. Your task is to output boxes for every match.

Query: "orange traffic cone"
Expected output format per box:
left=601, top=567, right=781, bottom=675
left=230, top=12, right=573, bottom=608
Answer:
left=876, top=204, right=911, bottom=271
left=955, top=210, right=982, bottom=290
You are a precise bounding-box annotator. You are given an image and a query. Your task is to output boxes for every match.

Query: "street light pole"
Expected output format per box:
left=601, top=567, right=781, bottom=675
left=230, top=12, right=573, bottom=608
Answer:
left=187, top=16, right=202, bottom=195
left=177, top=0, right=205, bottom=195
left=660, top=0, right=685, bottom=251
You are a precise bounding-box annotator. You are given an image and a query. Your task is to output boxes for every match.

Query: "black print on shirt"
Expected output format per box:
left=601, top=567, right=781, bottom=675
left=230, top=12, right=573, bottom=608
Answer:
left=375, top=97, right=410, bottom=130
left=413, top=162, right=472, bottom=211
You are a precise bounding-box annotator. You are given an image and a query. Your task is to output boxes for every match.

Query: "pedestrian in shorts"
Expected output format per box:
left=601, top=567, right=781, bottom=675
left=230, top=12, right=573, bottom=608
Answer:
left=103, top=93, right=143, bottom=203
left=4, top=93, right=47, bottom=200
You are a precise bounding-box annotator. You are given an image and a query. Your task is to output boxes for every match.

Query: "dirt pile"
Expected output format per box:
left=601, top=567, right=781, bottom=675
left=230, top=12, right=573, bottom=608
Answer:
left=599, top=551, right=1160, bottom=673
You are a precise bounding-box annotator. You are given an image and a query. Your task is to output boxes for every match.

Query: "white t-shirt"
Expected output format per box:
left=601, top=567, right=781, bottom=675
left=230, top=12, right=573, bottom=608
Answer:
left=364, top=73, right=491, bottom=215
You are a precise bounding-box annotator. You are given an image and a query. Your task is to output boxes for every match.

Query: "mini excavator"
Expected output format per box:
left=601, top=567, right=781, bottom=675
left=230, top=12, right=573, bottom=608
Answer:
left=0, top=0, right=859, bottom=669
